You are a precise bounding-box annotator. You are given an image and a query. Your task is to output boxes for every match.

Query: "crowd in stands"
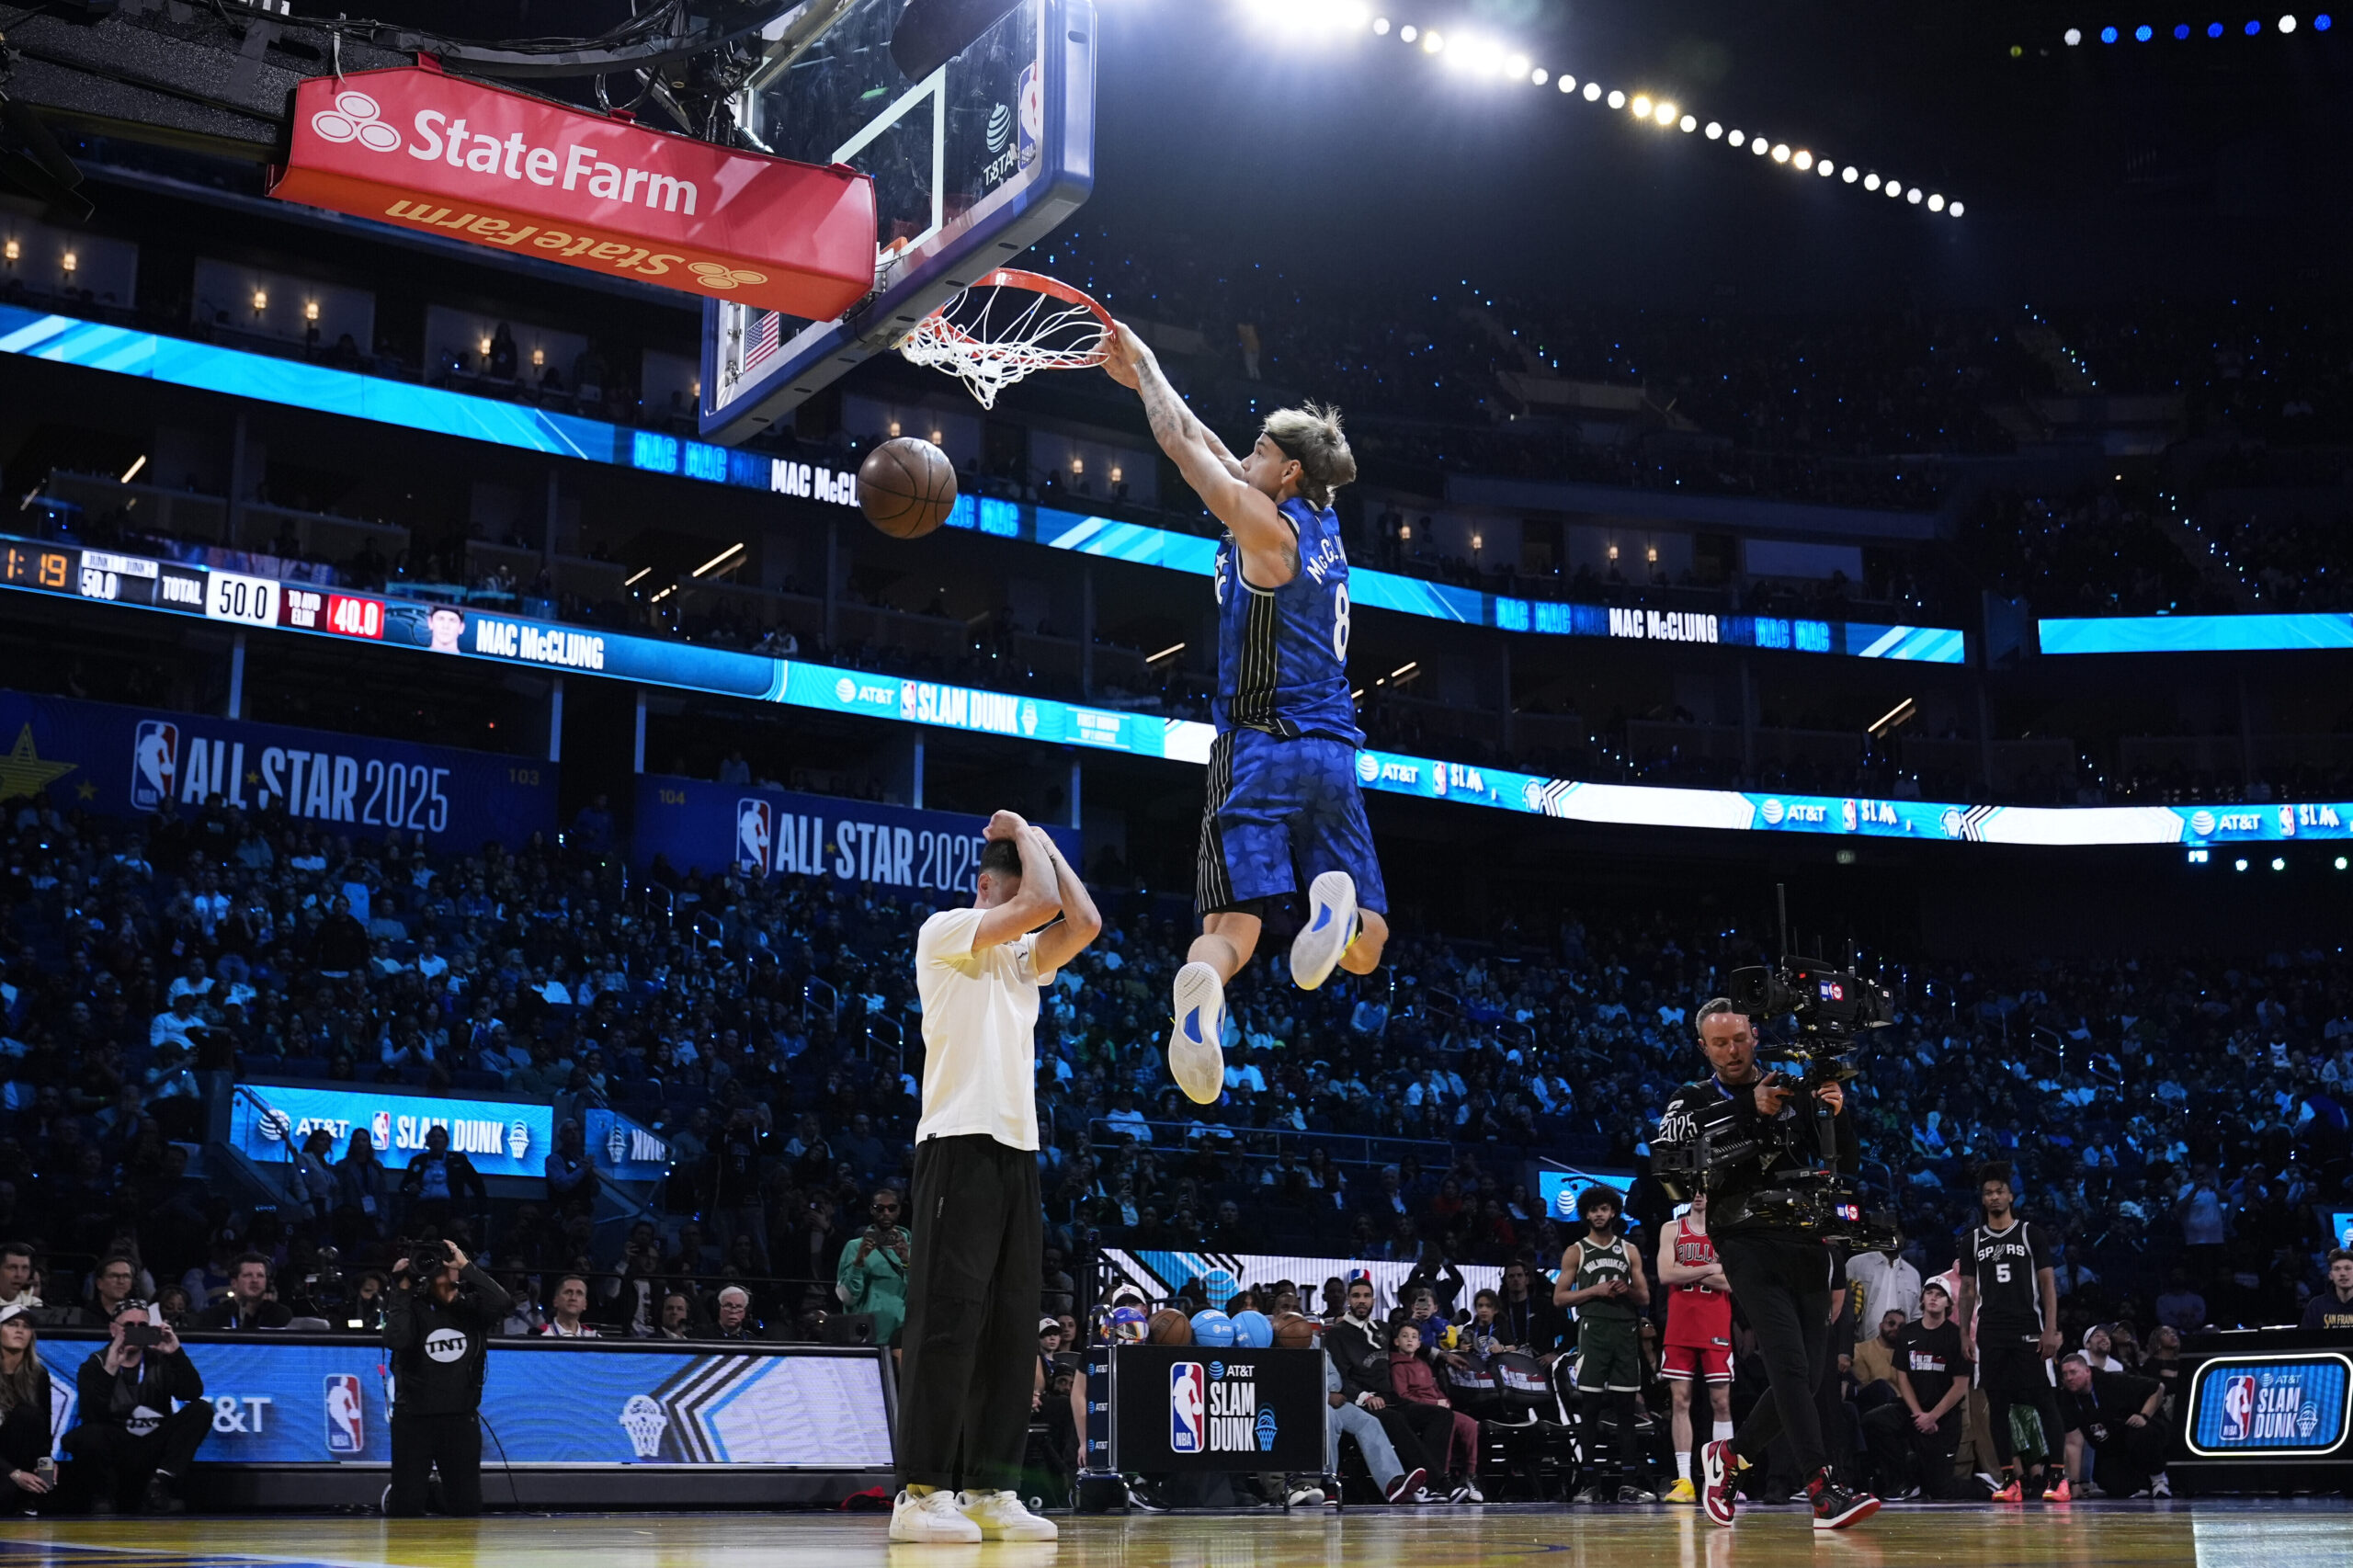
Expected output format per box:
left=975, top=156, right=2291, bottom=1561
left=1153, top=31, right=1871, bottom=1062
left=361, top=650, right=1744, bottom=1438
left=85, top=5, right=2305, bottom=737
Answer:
left=2, top=787, right=2348, bottom=1366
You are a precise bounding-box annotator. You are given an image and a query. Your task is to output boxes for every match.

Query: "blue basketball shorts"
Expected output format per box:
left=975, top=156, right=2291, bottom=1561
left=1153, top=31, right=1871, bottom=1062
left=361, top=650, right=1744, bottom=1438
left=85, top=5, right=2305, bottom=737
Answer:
left=1195, top=728, right=1388, bottom=918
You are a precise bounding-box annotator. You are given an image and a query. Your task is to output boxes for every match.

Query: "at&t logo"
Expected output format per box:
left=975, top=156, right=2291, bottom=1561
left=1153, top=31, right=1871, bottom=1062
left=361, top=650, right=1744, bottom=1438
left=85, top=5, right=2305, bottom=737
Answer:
left=311, top=91, right=403, bottom=153
left=1355, top=752, right=1381, bottom=785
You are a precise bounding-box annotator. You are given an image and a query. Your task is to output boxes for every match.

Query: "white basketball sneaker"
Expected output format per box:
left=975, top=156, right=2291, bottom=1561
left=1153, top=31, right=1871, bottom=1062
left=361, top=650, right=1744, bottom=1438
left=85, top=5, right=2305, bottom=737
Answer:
left=889, top=1487, right=983, bottom=1542
left=1289, top=870, right=1359, bottom=991
left=957, top=1490, right=1059, bottom=1540
left=1167, top=960, right=1227, bottom=1104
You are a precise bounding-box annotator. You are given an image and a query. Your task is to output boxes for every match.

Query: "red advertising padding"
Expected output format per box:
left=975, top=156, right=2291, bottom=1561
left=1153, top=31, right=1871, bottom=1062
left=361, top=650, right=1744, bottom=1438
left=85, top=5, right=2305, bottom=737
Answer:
left=267, top=64, right=877, bottom=320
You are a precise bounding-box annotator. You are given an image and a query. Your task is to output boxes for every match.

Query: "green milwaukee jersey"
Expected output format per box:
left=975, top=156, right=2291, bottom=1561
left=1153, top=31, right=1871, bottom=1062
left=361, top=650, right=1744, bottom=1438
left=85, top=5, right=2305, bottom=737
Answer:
left=1571, top=1233, right=1638, bottom=1323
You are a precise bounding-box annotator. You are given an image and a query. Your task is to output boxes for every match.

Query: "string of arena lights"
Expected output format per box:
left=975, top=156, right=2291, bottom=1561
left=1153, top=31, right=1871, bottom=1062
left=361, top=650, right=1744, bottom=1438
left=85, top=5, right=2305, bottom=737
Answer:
left=1234, top=2, right=1964, bottom=218
left=2063, top=14, right=2332, bottom=43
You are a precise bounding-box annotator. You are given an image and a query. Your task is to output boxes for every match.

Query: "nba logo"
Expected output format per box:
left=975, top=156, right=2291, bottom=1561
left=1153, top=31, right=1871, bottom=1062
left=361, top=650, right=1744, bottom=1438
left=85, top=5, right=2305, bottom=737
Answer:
left=324, top=1374, right=364, bottom=1454
left=1840, top=798, right=1859, bottom=833
left=735, top=799, right=772, bottom=875
left=371, top=1110, right=392, bottom=1151
left=131, top=720, right=179, bottom=810
left=2221, top=1374, right=2256, bottom=1442
left=1169, top=1362, right=1206, bottom=1454
left=1017, top=62, right=1041, bottom=171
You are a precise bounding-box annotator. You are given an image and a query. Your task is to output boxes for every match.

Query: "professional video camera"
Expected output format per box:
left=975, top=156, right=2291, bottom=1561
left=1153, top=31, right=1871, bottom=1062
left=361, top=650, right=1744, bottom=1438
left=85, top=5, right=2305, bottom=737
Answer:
left=1654, top=947, right=1900, bottom=1249
left=400, top=1237, right=453, bottom=1282
left=1725, top=957, right=1893, bottom=1054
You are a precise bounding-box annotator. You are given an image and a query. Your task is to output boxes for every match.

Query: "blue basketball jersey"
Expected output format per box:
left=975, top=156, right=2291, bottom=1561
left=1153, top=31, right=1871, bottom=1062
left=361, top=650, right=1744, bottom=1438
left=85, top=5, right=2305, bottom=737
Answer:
left=1211, top=496, right=1361, bottom=745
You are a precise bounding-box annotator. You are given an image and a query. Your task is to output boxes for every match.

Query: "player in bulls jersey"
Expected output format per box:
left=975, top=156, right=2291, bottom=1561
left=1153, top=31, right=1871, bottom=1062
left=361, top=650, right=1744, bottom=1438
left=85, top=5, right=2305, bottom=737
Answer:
left=1655, top=1192, right=1735, bottom=1502
left=1106, top=327, right=1390, bottom=1105
left=1954, top=1163, right=2067, bottom=1503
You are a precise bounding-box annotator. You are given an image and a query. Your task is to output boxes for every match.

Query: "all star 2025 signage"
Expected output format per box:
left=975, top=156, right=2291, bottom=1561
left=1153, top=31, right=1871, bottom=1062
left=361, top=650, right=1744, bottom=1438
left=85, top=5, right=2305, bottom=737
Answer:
left=267, top=63, right=877, bottom=319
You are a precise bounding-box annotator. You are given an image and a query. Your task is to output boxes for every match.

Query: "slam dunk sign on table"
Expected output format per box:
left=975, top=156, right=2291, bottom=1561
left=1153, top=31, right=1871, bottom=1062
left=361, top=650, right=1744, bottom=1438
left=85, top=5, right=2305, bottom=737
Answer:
left=267, top=63, right=876, bottom=318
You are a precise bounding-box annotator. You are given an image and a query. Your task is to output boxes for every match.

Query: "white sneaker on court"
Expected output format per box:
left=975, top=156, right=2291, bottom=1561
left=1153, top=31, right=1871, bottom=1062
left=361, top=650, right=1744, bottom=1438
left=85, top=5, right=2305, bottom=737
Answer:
left=957, top=1489, right=1059, bottom=1540
left=1168, top=960, right=1227, bottom=1103
left=890, top=1488, right=983, bottom=1542
left=1289, top=871, right=1358, bottom=991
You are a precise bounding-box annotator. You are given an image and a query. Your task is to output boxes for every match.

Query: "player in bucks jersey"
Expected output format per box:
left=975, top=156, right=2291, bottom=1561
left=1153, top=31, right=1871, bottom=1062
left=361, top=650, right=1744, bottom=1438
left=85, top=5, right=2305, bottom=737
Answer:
left=1105, top=324, right=1391, bottom=1105
left=1554, top=1185, right=1654, bottom=1502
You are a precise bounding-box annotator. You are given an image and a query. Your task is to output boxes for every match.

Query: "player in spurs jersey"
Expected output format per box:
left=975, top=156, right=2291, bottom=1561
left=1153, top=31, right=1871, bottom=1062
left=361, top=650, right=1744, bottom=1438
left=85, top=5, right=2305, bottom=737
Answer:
left=1105, top=324, right=1390, bottom=1103
left=1656, top=1191, right=1736, bottom=1502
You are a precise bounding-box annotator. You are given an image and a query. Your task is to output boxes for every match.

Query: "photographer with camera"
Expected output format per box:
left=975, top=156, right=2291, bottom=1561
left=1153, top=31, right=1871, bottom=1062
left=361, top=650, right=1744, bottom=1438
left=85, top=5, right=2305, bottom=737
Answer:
left=1654, top=996, right=1880, bottom=1532
left=382, top=1238, right=510, bottom=1517
left=63, top=1301, right=207, bottom=1514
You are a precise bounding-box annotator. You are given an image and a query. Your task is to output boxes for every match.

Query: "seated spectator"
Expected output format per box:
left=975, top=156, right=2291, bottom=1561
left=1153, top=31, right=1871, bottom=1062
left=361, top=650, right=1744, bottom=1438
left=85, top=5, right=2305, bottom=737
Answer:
left=0, top=1245, right=37, bottom=1315
left=2154, top=1269, right=2207, bottom=1332
left=536, top=1276, right=599, bottom=1339
left=1386, top=1321, right=1482, bottom=1503
left=2301, top=1249, right=2353, bottom=1330
left=64, top=1301, right=207, bottom=1515
left=497, top=1273, right=545, bottom=1337
left=197, top=1254, right=291, bottom=1332
left=0, top=1305, right=54, bottom=1514
left=708, top=1285, right=760, bottom=1342
left=1850, top=1309, right=1908, bottom=1403
left=654, top=1291, right=694, bottom=1340
left=78, top=1256, right=140, bottom=1329
left=1320, top=1346, right=1426, bottom=1504
left=2057, top=1352, right=2170, bottom=1498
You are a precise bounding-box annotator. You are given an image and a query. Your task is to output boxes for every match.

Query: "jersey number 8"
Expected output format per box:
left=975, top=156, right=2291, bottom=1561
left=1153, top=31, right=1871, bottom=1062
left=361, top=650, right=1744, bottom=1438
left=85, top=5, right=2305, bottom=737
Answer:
left=1332, top=583, right=1351, bottom=663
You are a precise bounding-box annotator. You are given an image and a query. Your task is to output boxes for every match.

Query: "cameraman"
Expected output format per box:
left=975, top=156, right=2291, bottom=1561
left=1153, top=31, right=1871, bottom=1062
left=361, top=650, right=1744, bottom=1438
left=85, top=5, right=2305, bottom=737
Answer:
left=1654, top=998, right=1878, bottom=1531
left=63, top=1301, right=208, bottom=1514
left=383, top=1241, right=510, bottom=1517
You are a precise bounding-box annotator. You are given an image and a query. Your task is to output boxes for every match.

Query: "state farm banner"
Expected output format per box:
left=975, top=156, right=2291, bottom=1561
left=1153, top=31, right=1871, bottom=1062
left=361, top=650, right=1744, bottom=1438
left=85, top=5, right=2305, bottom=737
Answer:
left=268, top=64, right=876, bottom=318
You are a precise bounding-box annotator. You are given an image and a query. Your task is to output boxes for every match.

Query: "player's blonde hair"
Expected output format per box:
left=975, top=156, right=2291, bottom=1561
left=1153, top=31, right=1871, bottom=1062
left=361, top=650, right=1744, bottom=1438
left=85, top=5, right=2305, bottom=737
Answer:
left=1262, top=403, right=1357, bottom=509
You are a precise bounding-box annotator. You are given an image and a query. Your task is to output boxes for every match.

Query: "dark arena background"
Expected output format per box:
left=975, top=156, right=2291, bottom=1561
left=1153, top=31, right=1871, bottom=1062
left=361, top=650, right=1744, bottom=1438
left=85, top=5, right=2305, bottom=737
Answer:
left=0, top=0, right=2348, bottom=1564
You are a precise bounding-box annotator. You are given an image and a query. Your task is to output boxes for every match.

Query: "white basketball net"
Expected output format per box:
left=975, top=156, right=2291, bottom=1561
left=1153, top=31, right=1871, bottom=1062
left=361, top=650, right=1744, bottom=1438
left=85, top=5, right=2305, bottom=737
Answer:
left=898, top=277, right=1112, bottom=410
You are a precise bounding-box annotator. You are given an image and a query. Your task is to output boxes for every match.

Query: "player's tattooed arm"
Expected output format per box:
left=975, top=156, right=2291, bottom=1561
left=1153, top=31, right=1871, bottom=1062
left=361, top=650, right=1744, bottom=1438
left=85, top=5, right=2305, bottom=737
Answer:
left=1109, top=324, right=1245, bottom=481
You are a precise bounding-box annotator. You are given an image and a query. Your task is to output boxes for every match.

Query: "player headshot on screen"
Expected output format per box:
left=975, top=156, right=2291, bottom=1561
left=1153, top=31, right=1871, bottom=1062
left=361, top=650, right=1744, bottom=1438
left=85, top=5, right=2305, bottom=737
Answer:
left=426, top=606, right=466, bottom=653
left=1103, top=325, right=1391, bottom=1106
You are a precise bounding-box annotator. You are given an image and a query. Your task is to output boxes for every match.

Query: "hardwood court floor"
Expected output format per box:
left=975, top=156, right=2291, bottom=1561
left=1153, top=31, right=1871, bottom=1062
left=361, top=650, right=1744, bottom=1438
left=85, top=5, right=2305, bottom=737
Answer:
left=0, top=1499, right=2346, bottom=1568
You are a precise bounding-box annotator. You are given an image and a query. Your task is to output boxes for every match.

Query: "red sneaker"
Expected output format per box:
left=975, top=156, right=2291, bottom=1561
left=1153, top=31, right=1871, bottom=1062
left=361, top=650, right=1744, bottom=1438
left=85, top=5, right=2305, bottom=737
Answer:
left=1991, top=1479, right=2023, bottom=1503
left=1699, top=1439, right=1737, bottom=1528
left=2043, top=1477, right=2072, bottom=1503
left=1807, top=1469, right=1881, bottom=1532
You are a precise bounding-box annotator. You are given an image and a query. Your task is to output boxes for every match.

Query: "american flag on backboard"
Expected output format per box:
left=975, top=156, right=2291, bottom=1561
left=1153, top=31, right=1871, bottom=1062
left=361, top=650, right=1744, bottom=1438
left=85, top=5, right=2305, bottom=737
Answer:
left=742, top=309, right=783, bottom=375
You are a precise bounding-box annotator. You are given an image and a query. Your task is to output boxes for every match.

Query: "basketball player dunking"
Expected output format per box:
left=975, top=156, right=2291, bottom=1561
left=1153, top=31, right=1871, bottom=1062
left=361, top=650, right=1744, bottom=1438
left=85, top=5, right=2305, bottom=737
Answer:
left=1104, top=324, right=1390, bottom=1103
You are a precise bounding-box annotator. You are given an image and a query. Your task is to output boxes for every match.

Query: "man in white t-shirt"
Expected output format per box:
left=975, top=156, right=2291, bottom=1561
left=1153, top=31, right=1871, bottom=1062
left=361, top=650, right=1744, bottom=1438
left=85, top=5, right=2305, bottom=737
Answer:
left=892, top=811, right=1099, bottom=1546
left=1847, top=1243, right=1923, bottom=1342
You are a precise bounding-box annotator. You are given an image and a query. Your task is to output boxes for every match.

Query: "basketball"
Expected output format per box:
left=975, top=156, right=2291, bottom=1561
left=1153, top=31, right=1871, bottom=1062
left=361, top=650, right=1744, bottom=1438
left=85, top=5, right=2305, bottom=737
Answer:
left=857, top=437, right=958, bottom=539
left=1147, top=1307, right=1193, bottom=1345
left=1271, top=1312, right=1322, bottom=1349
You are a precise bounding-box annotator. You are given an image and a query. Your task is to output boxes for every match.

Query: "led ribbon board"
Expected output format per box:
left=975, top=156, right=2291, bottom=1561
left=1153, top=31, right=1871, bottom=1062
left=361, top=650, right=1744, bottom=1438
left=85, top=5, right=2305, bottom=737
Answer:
left=0, top=303, right=1963, bottom=662
left=2041, top=613, right=2353, bottom=654
left=3, top=529, right=2346, bottom=846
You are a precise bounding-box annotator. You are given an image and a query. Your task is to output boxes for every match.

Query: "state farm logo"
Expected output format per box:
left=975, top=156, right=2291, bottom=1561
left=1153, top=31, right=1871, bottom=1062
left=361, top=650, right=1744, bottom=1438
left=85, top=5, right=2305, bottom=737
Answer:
left=312, top=91, right=402, bottom=153
left=688, top=261, right=769, bottom=291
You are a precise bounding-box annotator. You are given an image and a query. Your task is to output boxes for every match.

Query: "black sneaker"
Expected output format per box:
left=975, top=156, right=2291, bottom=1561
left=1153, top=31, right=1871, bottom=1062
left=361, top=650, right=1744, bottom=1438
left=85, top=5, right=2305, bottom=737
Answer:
left=1619, top=1484, right=1658, bottom=1504
left=142, top=1474, right=187, bottom=1516
left=1383, top=1466, right=1428, bottom=1504
left=1807, top=1469, right=1880, bottom=1532
left=1124, top=1479, right=1168, bottom=1514
left=1574, top=1484, right=1611, bottom=1504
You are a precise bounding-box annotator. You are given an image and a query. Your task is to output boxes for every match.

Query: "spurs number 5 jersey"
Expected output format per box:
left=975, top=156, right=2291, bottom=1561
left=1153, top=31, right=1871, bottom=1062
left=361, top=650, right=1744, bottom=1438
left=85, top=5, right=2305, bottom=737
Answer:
left=1212, top=496, right=1362, bottom=745
left=1963, top=1217, right=2057, bottom=1343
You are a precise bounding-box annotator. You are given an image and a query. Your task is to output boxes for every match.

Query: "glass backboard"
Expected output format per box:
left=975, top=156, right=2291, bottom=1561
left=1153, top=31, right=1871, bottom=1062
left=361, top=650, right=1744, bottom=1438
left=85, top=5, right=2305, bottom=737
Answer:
left=699, top=0, right=1096, bottom=443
